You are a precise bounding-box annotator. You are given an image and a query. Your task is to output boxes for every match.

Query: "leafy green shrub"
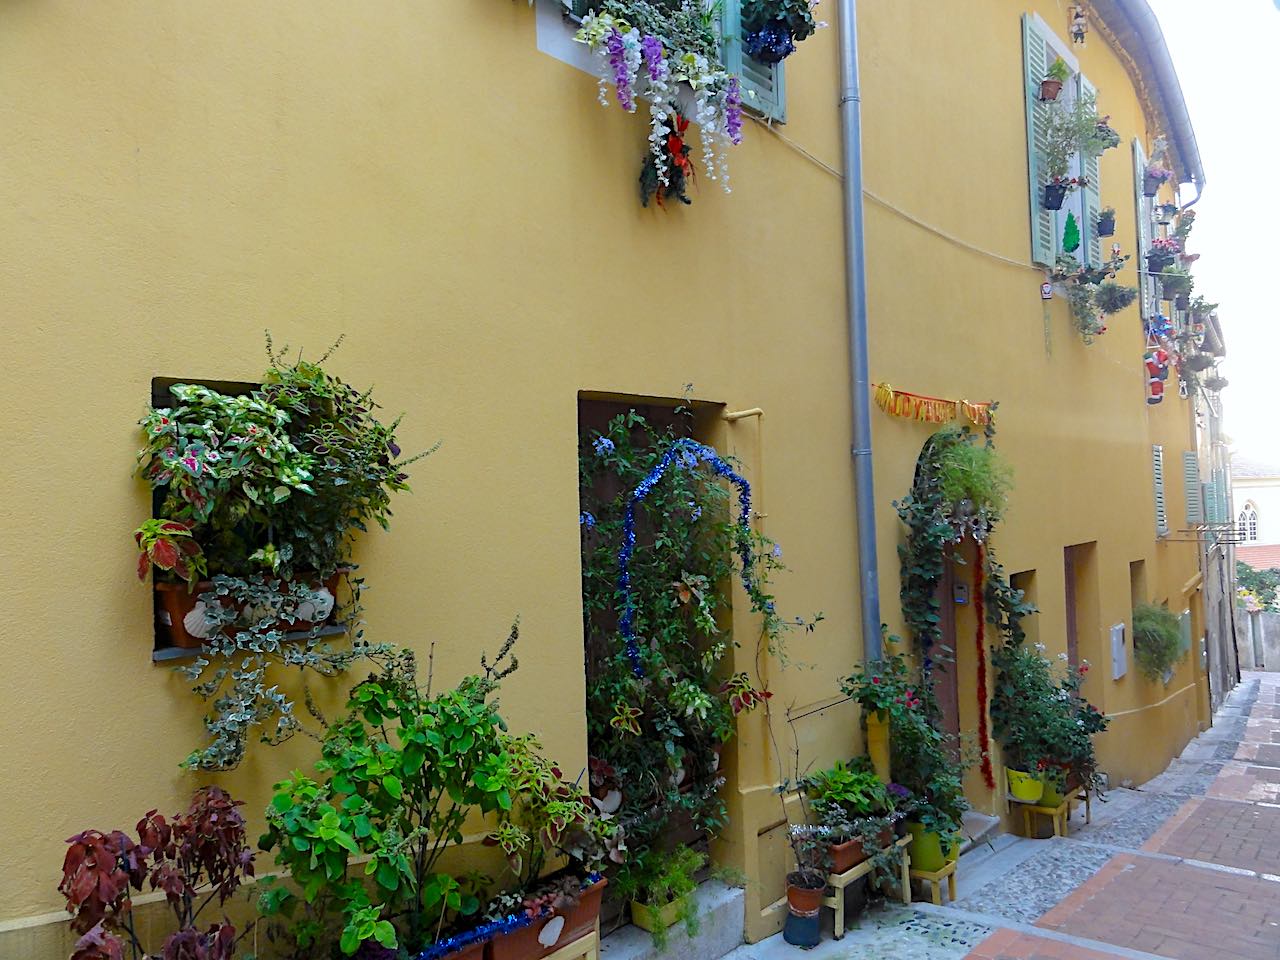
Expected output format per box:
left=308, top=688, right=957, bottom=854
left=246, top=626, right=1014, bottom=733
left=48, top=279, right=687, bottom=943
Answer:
left=934, top=428, right=1012, bottom=518
left=614, top=847, right=706, bottom=949
left=1132, top=602, right=1183, bottom=681
left=1095, top=282, right=1138, bottom=315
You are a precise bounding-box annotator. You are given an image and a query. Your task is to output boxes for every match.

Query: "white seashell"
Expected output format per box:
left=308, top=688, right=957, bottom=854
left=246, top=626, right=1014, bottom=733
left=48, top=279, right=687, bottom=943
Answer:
left=537, top=916, right=565, bottom=947
left=295, top=587, right=335, bottom=624
left=595, top=789, right=622, bottom=814
left=183, top=602, right=212, bottom=639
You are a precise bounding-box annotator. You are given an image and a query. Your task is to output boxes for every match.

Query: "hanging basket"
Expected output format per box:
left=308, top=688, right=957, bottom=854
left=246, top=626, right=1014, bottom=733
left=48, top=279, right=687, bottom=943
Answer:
left=1096, top=213, right=1116, bottom=237
left=1043, top=183, right=1068, bottom=210
left=1143, top=173, right=1164, bottom=197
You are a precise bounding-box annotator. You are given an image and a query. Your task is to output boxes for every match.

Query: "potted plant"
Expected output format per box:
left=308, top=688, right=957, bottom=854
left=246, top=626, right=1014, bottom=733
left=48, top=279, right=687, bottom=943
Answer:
left=784, top=826, right=830, bottom=917
left=258, top=634, right=521, bottom=958
left=741, top=0, right=820, bottom=65
left=1095, top=281, right=1138, bottom=316
left=1159, top=265, right=1193, bottom=303
left=619, top=847, right=705, bottom=949
left=1144, top=161, right=1173, bottom=197
left=1132, top=602, right=1185, bottom=683
left=1157, top=202, right=1179, bottom=225
left=1039, top=56, right=1071, bottom=101
left=1186, top=353, right=1215, bottom=373
left=1096, top=206, right=1116, bottom=237
left=59, top=787, right=255, bottom=960
left=1094, top=115, right=1121, bottom=151
left=802, top=761, right=897, bottom=872
left=1146, top=237, right=1181, bottom=273
left=840, top=650, right=922, bottom=781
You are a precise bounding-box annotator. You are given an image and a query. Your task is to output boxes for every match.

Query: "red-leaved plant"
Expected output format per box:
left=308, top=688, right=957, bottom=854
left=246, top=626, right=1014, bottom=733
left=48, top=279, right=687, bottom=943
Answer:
left=134, top=518, right=207, bottom=588
left=59, top=787, right=254, bottom=960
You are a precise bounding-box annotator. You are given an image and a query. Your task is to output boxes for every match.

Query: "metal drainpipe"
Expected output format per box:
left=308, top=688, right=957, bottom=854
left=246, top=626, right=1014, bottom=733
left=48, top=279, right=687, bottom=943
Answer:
left=837, top=0, right=881, bottom=660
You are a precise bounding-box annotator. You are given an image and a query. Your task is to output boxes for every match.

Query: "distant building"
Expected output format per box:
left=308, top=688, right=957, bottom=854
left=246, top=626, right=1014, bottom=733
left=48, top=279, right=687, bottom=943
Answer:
left=1232, top=457, right=1280, bottom=569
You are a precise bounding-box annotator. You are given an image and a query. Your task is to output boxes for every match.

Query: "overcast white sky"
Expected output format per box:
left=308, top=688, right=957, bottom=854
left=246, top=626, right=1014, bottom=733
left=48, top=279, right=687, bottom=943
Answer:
left=1152, top=1, right=1278, bottom=463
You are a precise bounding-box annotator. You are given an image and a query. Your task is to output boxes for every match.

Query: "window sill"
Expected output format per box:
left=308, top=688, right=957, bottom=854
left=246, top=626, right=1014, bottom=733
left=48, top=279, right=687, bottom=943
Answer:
left=152, top=622, right=348, bottom=664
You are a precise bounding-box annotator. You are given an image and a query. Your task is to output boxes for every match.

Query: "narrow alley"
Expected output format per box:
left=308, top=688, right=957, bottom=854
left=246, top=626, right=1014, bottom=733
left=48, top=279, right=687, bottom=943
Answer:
left=730, top=672, right=1280, bottom=960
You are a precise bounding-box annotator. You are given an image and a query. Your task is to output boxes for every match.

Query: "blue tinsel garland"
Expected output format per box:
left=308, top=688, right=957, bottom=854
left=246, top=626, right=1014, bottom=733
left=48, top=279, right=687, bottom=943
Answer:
left=411, top=913, right=533, bottom=960
left=617, top=438, right=754, bottom=678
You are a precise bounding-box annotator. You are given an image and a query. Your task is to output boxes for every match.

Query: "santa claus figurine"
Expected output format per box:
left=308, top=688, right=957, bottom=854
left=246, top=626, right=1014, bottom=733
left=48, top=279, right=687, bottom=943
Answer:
left=1145, top=347, right=1170, bottom=406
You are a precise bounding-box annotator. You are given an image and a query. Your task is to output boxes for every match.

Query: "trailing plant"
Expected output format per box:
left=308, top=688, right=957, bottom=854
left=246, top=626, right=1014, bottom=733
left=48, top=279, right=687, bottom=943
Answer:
left=1094, top=281, right=1138, bottom=315
left=1132, top=602, right=1184, bottom=682
left=1173, top=209, right=1196, bottom=241
left=990, top=642, right=1108, bottom=792
left=1159, top=265, right=1194, bottom=298
left=741, top=0, right=820, bottom=65
left=257, top=633, right=519, bottom=957
left=1051, top=249, right=1132, bottom=343
left=934, top=428, right=1012, bottom=520
left=578, top=409, right=819, bottom=856
left=59, top=787, right=255, bottom=960
left=575, top=3, right=743, bottom=204
left=613, top=846, right=705, bottom=949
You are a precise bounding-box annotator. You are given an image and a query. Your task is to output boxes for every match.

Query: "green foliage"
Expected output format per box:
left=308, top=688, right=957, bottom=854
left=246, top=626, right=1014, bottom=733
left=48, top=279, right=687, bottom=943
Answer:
left=1238, top=563, right=1280, bottom=610
left=742, top=0, right=818, bottom=42
left=990, top=642, right=1108, bottom=791
left=1046, top=56, right=1071, bottom=84
left=614, top=847, right=705, bottom=950
left=1062, top=212, right=1081, bottom=254
left=839, top=645, right=921, bottom=724
left=802, top=760, right=893, bottom=820
left=1094, top=281, right=1138, bottom=315
left=1132, top=602, right=1184, bottom=682
left=1159, top=265, right=1194, bottom=298
left=934, top=428, right=1012, bottom=519
left=578, top=410, right=819, bottom=853
left=599, top=0, right=720, bottom=63
left=257, top=635, right=519, bottom=957
left=1042, top=91, right=1113, bottom=179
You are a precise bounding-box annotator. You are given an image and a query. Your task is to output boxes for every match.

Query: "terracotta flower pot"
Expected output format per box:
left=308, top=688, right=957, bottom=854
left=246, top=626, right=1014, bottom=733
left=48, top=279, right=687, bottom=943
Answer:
left=487, top=918, right=554, bottom=960
left=488, top=879, right=606, bottom=960
left=447, top=942, right=486, bottom=960
left=559, top=879, right=606, bottom=945
left=785, top=874, right=825, bottom=917
left=828, top=838, right=869, bottom=874
left=1039, top=78, right=1063, bottom=101
left=155, top=581, right=216, bottom=649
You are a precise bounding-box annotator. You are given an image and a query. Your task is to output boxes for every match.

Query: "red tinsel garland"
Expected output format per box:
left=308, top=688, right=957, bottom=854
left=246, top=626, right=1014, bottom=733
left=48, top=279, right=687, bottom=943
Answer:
left=974, top=541, right=995, bottom=789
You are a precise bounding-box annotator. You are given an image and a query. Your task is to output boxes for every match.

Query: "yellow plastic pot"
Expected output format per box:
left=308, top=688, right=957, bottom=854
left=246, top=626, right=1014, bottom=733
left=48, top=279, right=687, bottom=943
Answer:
left=865, top=709, right=891, bottom=783
left=906, top=821, right=959, bottom=873
left=1007, top=769, right=1044, bottom=803
left=1039, top=775, right=1066, bottom=806
left=630, top=896, right=688, bottom=933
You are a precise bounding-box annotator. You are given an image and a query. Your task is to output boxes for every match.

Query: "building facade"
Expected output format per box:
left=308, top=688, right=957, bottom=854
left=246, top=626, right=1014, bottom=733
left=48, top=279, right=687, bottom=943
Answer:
left=0, top=1, right=1231, bottom=954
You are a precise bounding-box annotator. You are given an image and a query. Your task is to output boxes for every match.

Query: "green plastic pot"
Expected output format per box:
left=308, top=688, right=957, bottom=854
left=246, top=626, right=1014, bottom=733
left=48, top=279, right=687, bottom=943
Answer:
left=906, top=821, right=959, bottom=873
left=1007, top=769, right=1044, bottom=803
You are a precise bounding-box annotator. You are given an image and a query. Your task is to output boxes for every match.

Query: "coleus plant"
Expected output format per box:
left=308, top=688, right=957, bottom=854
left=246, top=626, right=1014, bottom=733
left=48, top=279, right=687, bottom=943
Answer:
left=134, top=519, right=207, bottom=588
left=58, top=787, right=254, bottom=960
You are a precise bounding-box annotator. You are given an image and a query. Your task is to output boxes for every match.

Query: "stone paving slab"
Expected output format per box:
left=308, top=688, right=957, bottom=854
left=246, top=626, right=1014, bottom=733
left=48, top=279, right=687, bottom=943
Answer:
left=954, top=840, right=1116, bottom=925
left=1070, top=792, right=1188, bottom=850
left=1207, top=760, right=1280, bottom=803
left=1143, top=795, right=1280, bottom=874
left=966, top=929, right=1127, bottom=959
left=1137, top=759, right=1225, bottom=797
left=1236, top=742, right=1280, bottom=766
left=1037, top=853, right=1280, bottom=960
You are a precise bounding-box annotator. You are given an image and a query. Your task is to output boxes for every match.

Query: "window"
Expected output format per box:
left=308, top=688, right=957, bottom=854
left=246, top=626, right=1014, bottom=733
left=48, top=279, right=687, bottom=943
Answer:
left=721, top=0, right=786, bottom=121
left=1239, top=503, right=1259, bottom=542
left=1021, top=14, right=1101, bottom=268
left=1182, top=451, right=1203, bottom=526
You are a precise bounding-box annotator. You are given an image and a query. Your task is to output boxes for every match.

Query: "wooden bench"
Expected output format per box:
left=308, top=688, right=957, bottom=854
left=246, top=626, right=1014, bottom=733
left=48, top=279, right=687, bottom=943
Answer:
left=543, top=925, right=599, bottom=960
left=822, top=834, right=912, bottom=939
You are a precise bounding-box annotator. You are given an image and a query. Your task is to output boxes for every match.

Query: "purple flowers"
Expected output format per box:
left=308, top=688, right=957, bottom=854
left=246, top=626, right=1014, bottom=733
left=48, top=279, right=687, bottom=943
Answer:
left=641, top=34, right=664, bottom=81
left=580, top=512, right=596, bottom=528
left=593, top=436, right=615, bottom=456
left=726, top=77, right=743, bottom=145
left=605, top=29, right=635, bottom=111
left=743, top=23, right=796, bottom=65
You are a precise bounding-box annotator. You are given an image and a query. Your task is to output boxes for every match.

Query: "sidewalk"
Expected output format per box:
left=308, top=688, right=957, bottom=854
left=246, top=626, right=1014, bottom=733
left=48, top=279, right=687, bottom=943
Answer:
left=726, top=672, right=1280, bottom=960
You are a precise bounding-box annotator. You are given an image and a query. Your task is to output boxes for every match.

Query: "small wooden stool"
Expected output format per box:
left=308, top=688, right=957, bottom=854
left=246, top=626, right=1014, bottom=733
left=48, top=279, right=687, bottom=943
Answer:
left=543, top=924, right=599, bottom=960
left=1012, top=794, right=1071, bottom=837
left=909, top=858, right=958, bottom=906
left=822, top=835, right=912, bottom=939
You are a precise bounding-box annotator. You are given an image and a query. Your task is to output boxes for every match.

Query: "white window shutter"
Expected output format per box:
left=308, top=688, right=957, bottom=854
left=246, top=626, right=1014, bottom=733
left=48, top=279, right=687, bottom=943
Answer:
left=1152, top=444, right=1168, bottom=537
left=721, top=0, right=786, bottom=122
left=1182, top=451, right=1203, bottom=525
left=1079, top=74, right=1102, bottom=267
left=1022, top=15, right=1054, bottom=267
left=1133, top=139, right=1152, bottom=316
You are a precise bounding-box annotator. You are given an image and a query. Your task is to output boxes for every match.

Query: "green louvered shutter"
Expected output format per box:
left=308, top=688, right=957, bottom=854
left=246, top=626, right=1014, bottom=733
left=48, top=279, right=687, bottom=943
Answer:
left=1152, top=444, right=1169, bottom=537
left=1133, top=139, right=1152, bottom=316
left=1023, top=15, right=1054, bottom=266
left=1079, top=74, right=1102, bottom=267
left=722, top=0, right=785, bottom=122
left=1183, top=451, right=1203, bottom=526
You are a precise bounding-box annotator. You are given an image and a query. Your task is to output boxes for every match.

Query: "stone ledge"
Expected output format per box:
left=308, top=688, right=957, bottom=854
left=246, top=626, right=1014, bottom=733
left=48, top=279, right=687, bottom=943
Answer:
left=601, top=881, right=744, bottom=960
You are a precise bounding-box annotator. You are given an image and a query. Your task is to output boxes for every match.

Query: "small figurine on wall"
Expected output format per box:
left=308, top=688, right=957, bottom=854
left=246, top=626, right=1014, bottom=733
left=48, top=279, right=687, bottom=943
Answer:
left=1070, top=5, right=1088, bottom=44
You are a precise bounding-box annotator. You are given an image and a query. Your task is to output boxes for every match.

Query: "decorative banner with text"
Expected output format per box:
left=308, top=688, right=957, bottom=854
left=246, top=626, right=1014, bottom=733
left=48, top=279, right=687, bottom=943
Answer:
left=873, top=383, right=994, bottom=427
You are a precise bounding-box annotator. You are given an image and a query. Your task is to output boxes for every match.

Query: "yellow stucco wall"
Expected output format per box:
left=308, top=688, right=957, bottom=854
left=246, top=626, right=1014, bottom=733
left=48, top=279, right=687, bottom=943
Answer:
left=0, top=1, right=1206, bottom=953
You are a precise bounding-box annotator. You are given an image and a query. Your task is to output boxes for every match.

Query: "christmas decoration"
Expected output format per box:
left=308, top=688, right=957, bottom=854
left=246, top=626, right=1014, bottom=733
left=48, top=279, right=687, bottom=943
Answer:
left=1144, top=346, right=1170, bottom=406
left=1070, top=5, right=1088, bottom=44
left=1062, top=212, right=1081, bottom=254
left=873, top=384, right=993, bottom=427
left=974, top=542, right=995, bottom=790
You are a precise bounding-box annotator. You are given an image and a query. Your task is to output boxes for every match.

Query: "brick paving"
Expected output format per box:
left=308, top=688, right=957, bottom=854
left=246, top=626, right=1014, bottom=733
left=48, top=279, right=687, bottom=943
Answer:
left=1145, top=796, right=1280, bottom=874
left=1207, top=761, right=1280, bottom=803
left=1235, top=742, right=1280, bottom=765
left=966, top=929, right=1123, bottom=959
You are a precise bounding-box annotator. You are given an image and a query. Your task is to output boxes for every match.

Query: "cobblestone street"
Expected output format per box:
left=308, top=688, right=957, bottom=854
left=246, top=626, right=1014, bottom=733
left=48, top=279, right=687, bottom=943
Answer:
left=728, top=673, right=1280, bottom=960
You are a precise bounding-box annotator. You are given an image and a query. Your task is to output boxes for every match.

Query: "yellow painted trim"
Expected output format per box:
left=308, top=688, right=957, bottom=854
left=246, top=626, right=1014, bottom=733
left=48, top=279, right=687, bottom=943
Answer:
left=1104, top=681, right=1196, bottom=719
left=1183, top=572, right=1204, bottom=594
